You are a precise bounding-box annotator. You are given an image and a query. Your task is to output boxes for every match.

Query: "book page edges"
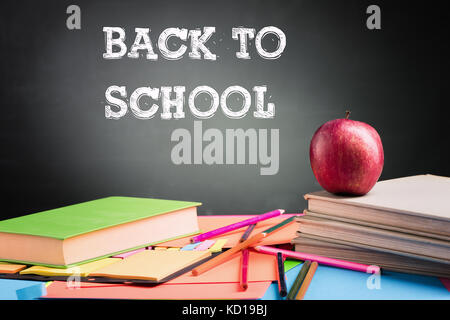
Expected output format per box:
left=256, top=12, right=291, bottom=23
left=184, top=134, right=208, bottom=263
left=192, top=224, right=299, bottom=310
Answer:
left=303, top=175, right=450, bottom=222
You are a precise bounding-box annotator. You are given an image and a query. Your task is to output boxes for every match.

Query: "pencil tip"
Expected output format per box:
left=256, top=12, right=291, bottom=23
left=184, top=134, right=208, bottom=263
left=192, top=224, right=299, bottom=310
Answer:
left=278, top=209, right=285, bottom=214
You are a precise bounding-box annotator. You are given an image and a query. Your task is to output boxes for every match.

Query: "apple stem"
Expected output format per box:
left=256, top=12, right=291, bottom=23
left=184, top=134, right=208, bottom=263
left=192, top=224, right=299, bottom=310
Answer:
left=345, top=110, right=351, bottom=119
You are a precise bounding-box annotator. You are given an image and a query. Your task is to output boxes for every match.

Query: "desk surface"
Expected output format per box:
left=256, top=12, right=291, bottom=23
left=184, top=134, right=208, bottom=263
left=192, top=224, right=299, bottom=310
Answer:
left=262, top=263, right=450, bottom=300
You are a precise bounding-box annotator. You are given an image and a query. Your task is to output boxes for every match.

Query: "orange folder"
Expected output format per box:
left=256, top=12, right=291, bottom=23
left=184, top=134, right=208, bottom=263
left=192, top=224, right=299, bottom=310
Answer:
left=43, top=280, right=272, bottom=300
left=156, top=214, right=300, bottom=248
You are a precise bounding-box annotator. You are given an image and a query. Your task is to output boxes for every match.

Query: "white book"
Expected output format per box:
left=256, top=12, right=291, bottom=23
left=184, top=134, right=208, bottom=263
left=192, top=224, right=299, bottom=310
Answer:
left=304, top=174, right=450, bottom=239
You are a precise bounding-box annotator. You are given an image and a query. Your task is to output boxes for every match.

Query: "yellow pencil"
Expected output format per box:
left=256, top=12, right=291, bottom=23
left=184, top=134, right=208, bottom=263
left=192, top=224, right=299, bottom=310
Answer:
left=295, top=261, right=318, bottom=300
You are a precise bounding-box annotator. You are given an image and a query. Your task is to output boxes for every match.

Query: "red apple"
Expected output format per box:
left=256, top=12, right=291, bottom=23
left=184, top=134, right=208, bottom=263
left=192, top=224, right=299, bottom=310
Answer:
left=309, top=111, right=384, bottom=195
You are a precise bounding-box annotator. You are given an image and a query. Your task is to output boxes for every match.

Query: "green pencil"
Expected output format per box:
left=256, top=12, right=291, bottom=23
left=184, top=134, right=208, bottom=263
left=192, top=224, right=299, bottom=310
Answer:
left=286, top=260, right=311, bottom=300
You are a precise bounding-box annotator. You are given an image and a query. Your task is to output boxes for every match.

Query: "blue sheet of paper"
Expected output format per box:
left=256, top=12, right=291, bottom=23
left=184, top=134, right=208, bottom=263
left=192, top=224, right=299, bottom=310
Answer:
left=261, top=263, right=450, bottom=300
left=0, top=279, right=46, bottom=300
left=180, top=243, right=201, bottom=251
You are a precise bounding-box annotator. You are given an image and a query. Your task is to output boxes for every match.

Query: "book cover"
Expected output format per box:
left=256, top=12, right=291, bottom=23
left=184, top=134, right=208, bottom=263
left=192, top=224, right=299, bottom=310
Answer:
left=0, top=196, right=201, bottom=239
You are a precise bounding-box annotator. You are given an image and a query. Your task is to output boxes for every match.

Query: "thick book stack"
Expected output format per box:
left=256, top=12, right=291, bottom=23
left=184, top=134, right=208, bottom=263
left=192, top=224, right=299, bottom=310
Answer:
left=293, top=175, right=450, bottom=278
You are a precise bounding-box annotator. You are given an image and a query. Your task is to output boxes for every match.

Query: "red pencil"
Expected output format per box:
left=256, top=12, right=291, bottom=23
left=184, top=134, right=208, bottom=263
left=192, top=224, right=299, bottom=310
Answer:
left=240, top=249, right=250, bottom=290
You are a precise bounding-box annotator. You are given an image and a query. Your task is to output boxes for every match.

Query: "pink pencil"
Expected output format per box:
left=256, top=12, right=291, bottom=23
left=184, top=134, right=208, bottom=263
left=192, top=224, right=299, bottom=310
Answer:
left=190, top=209, right=285, bottom=243
left=240, top=249, right=250, bottom=290
left=254, top=245, right=380, bottom=274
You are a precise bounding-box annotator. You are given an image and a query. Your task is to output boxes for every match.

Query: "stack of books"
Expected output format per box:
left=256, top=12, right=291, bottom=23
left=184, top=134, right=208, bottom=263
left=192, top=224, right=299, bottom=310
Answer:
left=293, top=175, right=450, bottom=278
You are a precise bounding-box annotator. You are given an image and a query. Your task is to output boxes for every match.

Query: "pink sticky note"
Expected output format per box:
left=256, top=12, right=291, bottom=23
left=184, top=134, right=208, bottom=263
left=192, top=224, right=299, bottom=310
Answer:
left=194, top=240, right=215, bottom=251
left=112, top=248, right=146, bottom=259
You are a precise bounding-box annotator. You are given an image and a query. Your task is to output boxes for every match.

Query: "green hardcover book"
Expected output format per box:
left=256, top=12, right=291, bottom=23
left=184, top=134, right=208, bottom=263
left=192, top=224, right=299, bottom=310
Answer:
left=0, top=197, right=201, bottom=268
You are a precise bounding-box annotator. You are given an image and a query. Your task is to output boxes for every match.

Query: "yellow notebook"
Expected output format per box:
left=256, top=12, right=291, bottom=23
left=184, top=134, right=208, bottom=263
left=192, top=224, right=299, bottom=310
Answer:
left=90, top=250, right=211, bottom=281
left=20, top=258, right=120, bottom=277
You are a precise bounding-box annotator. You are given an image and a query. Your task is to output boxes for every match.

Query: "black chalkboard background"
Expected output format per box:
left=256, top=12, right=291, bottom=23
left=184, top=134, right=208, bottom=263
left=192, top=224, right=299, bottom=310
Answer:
left=0, top=0, right=448, bottom=219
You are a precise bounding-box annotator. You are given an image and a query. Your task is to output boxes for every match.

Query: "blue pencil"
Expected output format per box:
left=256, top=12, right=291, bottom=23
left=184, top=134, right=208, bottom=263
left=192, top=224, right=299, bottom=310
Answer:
left=276, top=252, right=287, bottom=297
left=239, top=223, right=256, bottom=242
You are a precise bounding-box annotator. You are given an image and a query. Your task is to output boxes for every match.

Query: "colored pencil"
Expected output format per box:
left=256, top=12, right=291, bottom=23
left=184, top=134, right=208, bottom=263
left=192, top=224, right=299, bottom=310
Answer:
left=275, top=252, right=287, bottom=297
left=295, top=261, right=318, bottom=300
left=190, top=209, right=285, bottom=243
left=192, top=216, right=295, bottom=276
left=240, top=224, right=256, bottom=242
left=192, top=232, right=264, bottom=276
left=286, top=260, right=311, bottom=300
left=253, top=245, right=379, bottom=274
left=238, top=225, right=254, bottom=290
left=239, top=249, right=250, bottom=290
